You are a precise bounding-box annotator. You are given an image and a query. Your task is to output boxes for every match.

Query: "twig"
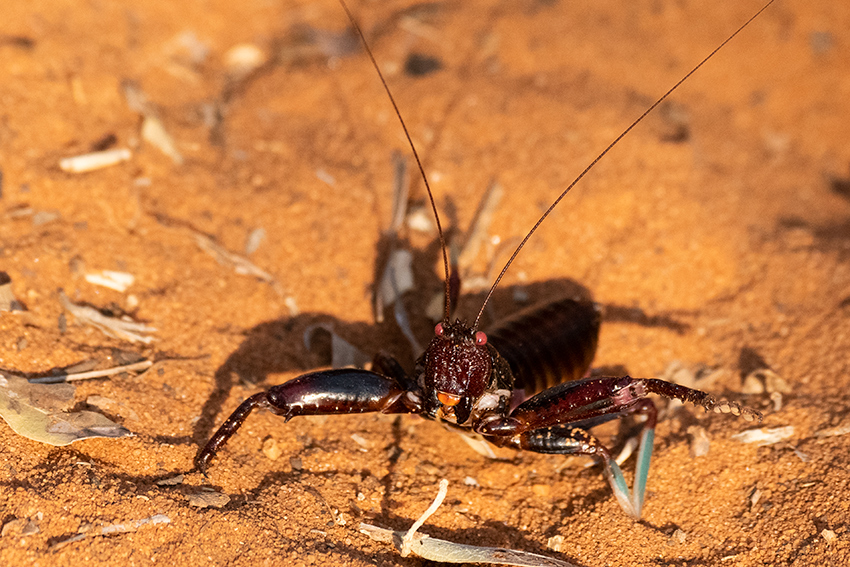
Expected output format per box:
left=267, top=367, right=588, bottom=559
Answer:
left=27, top=360, right=153, bottom=384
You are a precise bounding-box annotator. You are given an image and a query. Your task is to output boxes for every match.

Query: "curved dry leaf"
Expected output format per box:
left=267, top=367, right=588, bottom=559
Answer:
left=0, top=374, right=131, bottom=446
left=360, top=524, right=574, bottom=567
left=360, top=478, right=575, bottom=567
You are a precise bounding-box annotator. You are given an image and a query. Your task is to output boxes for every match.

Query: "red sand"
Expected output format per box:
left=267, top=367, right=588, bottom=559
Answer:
left=1, top=1, right=848, bottom=565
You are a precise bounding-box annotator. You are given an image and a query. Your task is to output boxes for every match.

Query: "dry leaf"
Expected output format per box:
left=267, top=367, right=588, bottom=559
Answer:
left=731, top=426, right=794, bottom=446
left=0, top=374, right=131, bottom=446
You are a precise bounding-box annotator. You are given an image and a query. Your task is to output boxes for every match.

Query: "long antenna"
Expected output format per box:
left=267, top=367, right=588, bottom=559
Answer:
left=473, top=0, right=776, bottom=330
left=337, top=0, right=452, bottom=321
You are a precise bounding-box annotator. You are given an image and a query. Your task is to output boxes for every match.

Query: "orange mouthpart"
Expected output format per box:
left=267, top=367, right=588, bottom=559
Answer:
left=437, top=391, right=462, bottom=407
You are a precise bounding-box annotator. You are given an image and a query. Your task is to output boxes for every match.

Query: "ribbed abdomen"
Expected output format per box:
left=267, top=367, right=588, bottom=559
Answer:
left=486, top=297, right=601, bottom=396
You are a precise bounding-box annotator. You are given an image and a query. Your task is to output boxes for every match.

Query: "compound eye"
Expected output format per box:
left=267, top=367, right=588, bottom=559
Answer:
left=475, top=331, right=487, bottom=346
left=434, top=323, right=445, bottom=337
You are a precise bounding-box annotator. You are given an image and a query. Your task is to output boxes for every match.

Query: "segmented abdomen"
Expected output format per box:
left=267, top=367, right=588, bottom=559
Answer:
left=486, top=297, right=601, bottom=397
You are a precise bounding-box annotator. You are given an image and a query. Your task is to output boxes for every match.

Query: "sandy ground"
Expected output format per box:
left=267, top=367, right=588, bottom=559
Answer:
left=1, top=0, right=849, bottom=565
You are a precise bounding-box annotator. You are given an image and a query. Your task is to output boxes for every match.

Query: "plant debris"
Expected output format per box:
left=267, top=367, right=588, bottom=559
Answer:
left=731, top=426, right=795, bottom=446
left=373, top=152, right=414, bottom=324
left=815, top=423, right=850, bottom=438
left=360, top=480, right=575, bottom=566
left=59, top=291, right=156, bottom=343
left=0, top=271, right=26, bottom=311
left=0, top=373, right=131, bottom=446
left=457, top=180, right=504, bottom=285
left=141, top=115, right=184, bottom=165
left=303, top=324, right=370, bottom=369
left=687, top=425, right=711, bottom=457
left=193, top=233, right=297, bottom=315
left=375, top=249, right=415, bottom=322
left=156, top=474, right=184, bottom=486
left=59, top=148, right=132, bottom=173
left=84, top=270, right=136, bottom=292
left=50, top=514, right=170, bottom=550
left=26, top=359, right=152, bottom=384
left=122, top=80, right=183, bottom=165
left=1, top=517, right=40, bottom=537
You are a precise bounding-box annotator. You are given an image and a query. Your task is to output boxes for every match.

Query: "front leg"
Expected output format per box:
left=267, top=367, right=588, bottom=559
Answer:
left=195, top=368, right=416, bottom=473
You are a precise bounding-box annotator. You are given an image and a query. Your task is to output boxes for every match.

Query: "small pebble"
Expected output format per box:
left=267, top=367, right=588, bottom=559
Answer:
left=262, top=438, right=282, bottom=461
left=764, top=370, right=791, bottom=394
left=244, top=227, right=266, bottom=255
left=821, top=528, right=837, bottom=544
left=289, top=456, right=303, bottom=471
left=224, top=43, right=267, bottom=80
left=350, top=433, right=370, bottom=450
left=687, top=425, right=711, bottom=457
left=750, top=488, right=762, bottom=509
left=741, top=373, right=766, bottom=394
left=32, top=210, right=60, bottom=226
left=666, top=529, right=687, bottom=546
left=770, top=391, right=783, bottom=412
left=155, top=474, right=184, bottom=486
left=406, top=207, right=433, bottom=232
left=187, top=491, right=230, bottom=509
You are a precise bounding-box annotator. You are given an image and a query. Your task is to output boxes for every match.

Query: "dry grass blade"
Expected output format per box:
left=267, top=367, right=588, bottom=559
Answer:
left=457, top=180, right=503, bottom=276
left=26, top=360, right=152, bottom=384
left=50, top=514, right=170, bottom=550
left=194, top=233, right=298, bottom=315
left=59, top=291, right=156, bottom=343
left=360, top=479, right=575, bottom=566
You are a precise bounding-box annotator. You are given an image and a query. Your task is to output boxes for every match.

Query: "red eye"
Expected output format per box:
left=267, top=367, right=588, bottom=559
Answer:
left=434, top=323, right=445, bottom=337
left=475, top=331, right=487, bottom=346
